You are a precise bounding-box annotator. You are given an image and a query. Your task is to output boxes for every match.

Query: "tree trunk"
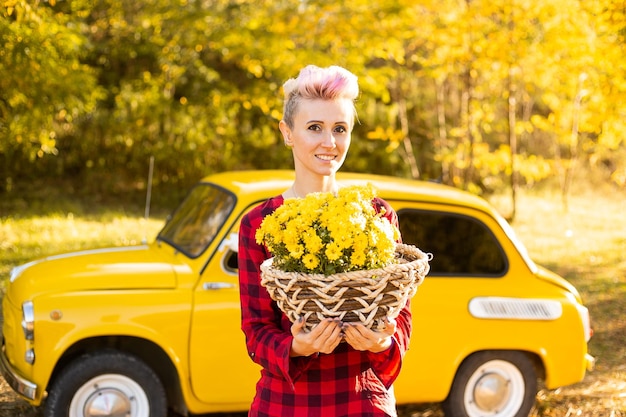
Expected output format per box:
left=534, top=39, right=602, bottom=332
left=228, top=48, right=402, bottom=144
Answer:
left=508, top=76, right=518, bottom=222
left=461, top=71, right=474, bottom=191
left=398, top=95, right=420, bottom=179
left=436, top=79, right=449, bottom=184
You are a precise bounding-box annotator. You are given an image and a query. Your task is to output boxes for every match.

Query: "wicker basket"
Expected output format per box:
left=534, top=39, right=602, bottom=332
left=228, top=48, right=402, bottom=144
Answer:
left=260, top=243, right=431, bottom=331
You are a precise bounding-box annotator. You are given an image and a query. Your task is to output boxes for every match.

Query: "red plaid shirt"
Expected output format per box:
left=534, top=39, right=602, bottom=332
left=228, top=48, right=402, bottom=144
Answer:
left=238, top=195, right=412, bottom=417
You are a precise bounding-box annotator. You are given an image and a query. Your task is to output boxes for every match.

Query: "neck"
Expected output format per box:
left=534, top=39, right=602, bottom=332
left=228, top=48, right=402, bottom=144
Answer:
left=291, top=175, right=339, bottom=198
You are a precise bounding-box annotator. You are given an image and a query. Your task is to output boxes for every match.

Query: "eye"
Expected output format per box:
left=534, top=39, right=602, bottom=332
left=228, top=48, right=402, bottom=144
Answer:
left=334, top=125, right=348, bottom=134
left=307, top=124, right=322, bottom=131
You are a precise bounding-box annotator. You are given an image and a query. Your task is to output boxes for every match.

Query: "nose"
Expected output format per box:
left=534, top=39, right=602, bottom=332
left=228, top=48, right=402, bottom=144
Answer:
left=321, top=131, right=336, bottom=148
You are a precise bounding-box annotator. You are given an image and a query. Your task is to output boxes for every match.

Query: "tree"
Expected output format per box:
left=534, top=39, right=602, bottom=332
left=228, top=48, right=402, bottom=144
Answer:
left=1, top=0, right=625, bottom=205
left=0, top=0, right=102, bottom=191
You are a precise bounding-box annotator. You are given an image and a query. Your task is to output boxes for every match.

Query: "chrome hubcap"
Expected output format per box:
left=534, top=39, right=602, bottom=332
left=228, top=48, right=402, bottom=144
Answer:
left=473, top=371, right=510, bottom=411
left=84, top=387, right=132, bottom=417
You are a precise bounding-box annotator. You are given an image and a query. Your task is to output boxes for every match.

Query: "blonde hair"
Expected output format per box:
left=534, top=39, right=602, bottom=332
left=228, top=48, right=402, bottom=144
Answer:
left=282, top=65, right=359, bottom=128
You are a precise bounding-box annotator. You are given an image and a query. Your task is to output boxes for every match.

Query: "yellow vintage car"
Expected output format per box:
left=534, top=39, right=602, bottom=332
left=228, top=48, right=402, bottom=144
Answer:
left=1, top=170, right=594, bottom=417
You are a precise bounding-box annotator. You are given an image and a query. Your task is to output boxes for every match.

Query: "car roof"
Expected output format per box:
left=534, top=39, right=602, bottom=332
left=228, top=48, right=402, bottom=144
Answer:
left=201, top=170, right=496, bottom=214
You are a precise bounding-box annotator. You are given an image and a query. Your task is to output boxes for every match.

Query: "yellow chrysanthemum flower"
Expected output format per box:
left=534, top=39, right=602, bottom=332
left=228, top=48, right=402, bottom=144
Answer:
left=324, top=242, right=343, bottom=262
left=303, top=231, right=323, bottom=254
left=302, top=253, right=320, bottom=270
left=256, top=184, right=399, bottom=275
left=287, top=243, right=304, bottom=259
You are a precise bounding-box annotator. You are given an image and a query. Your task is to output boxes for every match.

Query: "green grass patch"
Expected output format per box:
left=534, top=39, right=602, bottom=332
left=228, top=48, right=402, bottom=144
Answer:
left=0, top=213, right=165, bottom=288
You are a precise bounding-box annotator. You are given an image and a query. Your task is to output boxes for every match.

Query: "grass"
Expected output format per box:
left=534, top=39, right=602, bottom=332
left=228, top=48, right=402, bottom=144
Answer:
left=0, top=183, right=625, bottom=416
left=0, top=214, right=165, bottom=293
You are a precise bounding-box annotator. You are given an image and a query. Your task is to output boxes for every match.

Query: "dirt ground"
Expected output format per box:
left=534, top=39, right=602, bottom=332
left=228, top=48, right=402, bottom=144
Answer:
left=2, top=371, right=625, bottom=417
left=0, top=377, right=40, bottom=417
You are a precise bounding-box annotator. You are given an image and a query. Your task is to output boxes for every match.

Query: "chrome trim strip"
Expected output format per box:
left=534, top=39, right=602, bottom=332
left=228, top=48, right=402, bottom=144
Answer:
left=203, top=282, right=236, bottom=290
left=22, top=301, right=34, bottom=341
left=469, top=297, right=563, bottom=320
left=0, top=342, right=37, bottom=401
left=585, top=353, right=596, bottom=371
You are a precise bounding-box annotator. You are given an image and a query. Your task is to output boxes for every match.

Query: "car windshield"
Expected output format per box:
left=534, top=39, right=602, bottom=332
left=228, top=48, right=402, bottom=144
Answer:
left=157, top=183, right=236, bottom=258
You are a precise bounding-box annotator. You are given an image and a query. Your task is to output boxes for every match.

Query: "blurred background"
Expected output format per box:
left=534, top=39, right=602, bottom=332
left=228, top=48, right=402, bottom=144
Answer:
left=1, top=0, right=624, bottom=214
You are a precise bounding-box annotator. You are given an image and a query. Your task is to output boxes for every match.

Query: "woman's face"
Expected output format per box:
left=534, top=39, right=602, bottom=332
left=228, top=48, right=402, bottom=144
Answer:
left=281, top=98, right=354, bottom=178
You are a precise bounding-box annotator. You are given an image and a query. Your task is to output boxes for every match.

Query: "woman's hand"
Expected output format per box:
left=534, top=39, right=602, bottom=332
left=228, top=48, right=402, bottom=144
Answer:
left=290, top=317, right=344, bottom=357
left=342, top=318, right=397, bottom=353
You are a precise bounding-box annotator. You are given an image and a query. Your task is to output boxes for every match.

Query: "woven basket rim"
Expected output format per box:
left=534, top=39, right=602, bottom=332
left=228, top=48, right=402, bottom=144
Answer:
left=259, top=243, right=430, bottom=330
left=260, top=242, right=431, bottom=282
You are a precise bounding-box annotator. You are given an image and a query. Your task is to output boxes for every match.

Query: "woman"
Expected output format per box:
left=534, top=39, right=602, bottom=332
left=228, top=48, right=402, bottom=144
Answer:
left=238, top=65, right=412, bottom=417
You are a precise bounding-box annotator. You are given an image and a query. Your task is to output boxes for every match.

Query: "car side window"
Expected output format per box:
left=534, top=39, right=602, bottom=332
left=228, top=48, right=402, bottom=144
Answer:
left=158, top=184, right=236, bottom=258
left=397, top=209, right=507, bottom=276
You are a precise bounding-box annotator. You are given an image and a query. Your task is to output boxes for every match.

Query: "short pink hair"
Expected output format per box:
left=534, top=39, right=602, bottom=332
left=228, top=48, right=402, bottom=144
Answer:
left=282, top=65, right=359, bottom=128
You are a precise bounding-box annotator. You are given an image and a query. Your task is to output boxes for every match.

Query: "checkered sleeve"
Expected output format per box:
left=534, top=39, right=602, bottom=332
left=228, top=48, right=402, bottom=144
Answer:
left=367, top=299, right=412, bottom=388
left=238, top=198, right=313, bottom=390
left=367, top=198, right=412, bottom=388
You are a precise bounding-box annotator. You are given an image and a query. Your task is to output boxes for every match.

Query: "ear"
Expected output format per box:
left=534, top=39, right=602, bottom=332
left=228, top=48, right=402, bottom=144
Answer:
left=279, top=120, right=293, bottom=146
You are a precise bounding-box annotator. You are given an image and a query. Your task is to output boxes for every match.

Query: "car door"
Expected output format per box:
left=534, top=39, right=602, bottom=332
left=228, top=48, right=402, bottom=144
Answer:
left=187, top=219, right=260, bottom=408
left=390, top=201, right=514, bottom=403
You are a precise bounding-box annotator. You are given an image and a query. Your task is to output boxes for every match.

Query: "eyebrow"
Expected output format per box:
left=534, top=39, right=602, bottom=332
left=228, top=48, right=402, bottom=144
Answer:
left=306, top=120, right=349, bottom=125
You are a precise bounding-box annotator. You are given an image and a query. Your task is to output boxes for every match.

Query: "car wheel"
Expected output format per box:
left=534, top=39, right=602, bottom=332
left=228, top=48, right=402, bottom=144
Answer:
left=442, top=351, right=537, bottom=417
left=44, top=350, right=167, bottom=417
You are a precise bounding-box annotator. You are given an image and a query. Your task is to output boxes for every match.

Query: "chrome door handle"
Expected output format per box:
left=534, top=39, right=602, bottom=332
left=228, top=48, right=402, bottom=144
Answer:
left=203, top=282, right=236, bottom=290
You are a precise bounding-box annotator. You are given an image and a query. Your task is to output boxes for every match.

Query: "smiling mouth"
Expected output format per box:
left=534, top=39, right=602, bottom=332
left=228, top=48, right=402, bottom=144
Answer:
left=316, top=155, right=336, bottom=161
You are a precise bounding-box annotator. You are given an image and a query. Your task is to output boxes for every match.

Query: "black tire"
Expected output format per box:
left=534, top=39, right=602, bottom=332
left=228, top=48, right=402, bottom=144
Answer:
left=44, top=350, right=167, bottom=417
left=442, top=351, right=537, bottom=417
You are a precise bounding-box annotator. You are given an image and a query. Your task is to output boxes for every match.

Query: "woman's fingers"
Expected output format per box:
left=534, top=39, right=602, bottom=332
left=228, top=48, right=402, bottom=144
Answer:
left=291, top=318, right=343, bottom=356
left=312, top=319, right=343, bottom=353
left=290, top=316, right=307, bottom=337
left=381, top=317, right=397, bottom=336
left=342, top=318, right=396, bottom=352
left=293, top=317, right=396, bottom=355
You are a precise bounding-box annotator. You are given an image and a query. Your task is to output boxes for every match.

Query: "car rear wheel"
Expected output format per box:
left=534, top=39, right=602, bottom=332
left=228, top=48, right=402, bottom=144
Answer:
left=44, top=350, right=167, bottom=417
left=442, top=351, right=537, bottom=417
